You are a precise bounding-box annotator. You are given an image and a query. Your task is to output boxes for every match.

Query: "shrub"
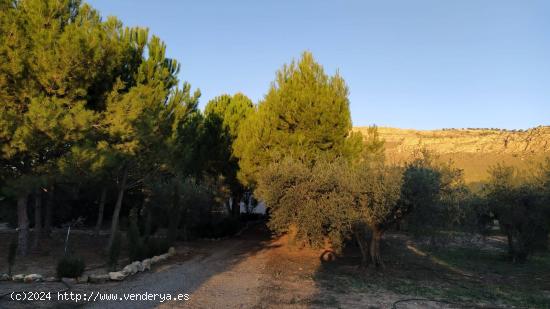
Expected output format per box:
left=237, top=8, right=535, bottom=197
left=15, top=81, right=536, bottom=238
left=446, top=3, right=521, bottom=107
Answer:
left=57, top=256, right=85, bottom=278
left=485, top=164, right=549, bottom=263
left=126, top=207, right=174, bottom=261
left=256, top=158, right=353, bottom=251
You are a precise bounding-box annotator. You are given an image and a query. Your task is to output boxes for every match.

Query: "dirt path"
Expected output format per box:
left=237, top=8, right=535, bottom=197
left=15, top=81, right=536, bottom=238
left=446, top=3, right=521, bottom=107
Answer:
left=161, top=228, right=322, bottom=309
left=1, top=225, right=462, bottom=309
left=0, top=224, right=321, bottom=309
left=85, top=224, right=277, bottom=309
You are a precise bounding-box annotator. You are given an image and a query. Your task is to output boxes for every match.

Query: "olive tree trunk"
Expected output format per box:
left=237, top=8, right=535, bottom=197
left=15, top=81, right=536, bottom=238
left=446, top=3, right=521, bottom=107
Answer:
left=353, top=223, right=370, bottom=268
left=369, top=228, right=385, bottom=268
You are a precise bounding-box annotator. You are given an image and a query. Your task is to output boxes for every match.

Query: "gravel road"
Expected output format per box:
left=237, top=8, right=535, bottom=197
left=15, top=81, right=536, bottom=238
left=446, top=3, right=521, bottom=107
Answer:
left=0, top=224, right=274, bottom=309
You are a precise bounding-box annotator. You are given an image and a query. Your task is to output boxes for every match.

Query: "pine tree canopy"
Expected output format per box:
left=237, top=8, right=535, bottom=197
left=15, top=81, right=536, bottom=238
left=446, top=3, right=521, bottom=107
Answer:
left=233, top=52, right=362, bottom=187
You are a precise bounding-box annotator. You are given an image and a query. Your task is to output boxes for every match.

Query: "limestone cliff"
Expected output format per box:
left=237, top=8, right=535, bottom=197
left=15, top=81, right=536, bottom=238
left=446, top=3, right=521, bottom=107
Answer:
left=353, top=126, right=550, bottom=183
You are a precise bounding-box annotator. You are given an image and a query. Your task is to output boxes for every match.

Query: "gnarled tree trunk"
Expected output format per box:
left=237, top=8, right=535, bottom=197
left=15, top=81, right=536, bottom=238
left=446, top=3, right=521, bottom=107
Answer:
left=370, top=227, right=385, bottom=268
left=353, top=222, right=370, bottom=268
left=94, top=187, right=107, bottom=235
left=108, top=167, right=128, bottom=249
left=17, top=195, right=29, bottom=256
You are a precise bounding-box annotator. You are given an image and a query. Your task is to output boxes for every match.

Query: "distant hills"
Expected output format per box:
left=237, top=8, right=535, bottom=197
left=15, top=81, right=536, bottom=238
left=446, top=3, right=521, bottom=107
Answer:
left=353, top=126, right=550, bottom=184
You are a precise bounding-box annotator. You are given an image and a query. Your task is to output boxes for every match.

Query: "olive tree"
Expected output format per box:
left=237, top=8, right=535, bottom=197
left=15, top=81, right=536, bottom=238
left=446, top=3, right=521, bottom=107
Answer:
left=349, top=164, right=403, bottom=267
left=484, top=164, right=549, bottom=263
left=256, top=158, right=353, bottom=251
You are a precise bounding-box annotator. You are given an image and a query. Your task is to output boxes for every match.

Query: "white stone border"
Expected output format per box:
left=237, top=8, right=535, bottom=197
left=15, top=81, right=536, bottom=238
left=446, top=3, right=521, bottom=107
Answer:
left=1, top=247, right=178, bottom=284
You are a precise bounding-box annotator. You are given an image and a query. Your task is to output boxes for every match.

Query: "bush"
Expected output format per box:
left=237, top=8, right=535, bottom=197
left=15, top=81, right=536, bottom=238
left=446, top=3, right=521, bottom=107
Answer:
left=485, top=164, right=549, bottom=263
left=57, top=256, right=85, bottom=278
left=256, top=158, right=353, bottom=251
left=126, top=207, right=173, bottom=261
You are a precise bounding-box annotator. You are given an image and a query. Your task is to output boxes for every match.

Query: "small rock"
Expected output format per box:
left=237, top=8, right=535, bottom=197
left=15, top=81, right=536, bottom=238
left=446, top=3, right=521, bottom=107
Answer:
left=12, top=274, right=25, bottom=282
left=122, top=263, right=138, bottom=275
left=132, top=261, right=144, bottom=272
left=151, top=255, right=161, bottom=264
left=168, top=247, right=176, bottom=256
left=0, top=274, right=10, bottom=281
left=108, top=271, right=126, bottom=281
left=77, top=275, right=88, bottom=284
left=142, top=259, right=151, bottom=271
left=61, top=277, right=76, bottom=285
left=159, top=253, right=169, bottom=260
left=24, top=274, right=43, bottom=283
left=89, top=274, right=109, bottom=284
left=44, top=277, right=58, bottom=282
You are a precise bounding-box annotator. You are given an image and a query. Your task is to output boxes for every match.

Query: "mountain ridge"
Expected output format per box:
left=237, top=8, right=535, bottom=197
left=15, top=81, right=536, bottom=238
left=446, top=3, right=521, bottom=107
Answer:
left=353, top=126, right=550, bottom=183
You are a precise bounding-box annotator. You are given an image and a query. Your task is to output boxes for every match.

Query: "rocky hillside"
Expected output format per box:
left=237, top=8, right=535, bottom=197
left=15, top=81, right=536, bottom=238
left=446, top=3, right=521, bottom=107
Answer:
left=353, top=126, right=550, bottom=183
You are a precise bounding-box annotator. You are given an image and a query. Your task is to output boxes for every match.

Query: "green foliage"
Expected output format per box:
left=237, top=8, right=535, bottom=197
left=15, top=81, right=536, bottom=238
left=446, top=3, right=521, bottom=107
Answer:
left=484, top=164, right=549, bottom=262
left=0, top=0, right=202, bottom=254
left=204, top=93, right=254, bottom=139
left=126, top=205, right=174, bottom=260
left=0, top=0, right=132, bottom=196
left=56, top=256, right=85, bottom=278
left=203, top=93, right=254, bottom=202
left=256, top=148, right=460, bottom=266
left=351, top=164, right=404, bottom=230
left=360, top=125, right=385, bottom=165
left=400, top=151, right=461, bottom=235
left=257, top=158, right=354, bottom=251
left=234, top=52, right=362, bottom=187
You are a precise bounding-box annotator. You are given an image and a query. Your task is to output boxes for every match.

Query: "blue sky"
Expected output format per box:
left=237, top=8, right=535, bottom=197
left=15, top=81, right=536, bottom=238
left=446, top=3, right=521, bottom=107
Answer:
left=88, top=0, right=549, bottom=130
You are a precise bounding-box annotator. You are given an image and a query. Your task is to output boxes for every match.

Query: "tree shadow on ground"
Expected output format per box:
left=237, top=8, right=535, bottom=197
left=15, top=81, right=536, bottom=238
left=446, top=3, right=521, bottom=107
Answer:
left=0, top=221, right=278, bottom=309
left=311, top=233, right=550, bottom=308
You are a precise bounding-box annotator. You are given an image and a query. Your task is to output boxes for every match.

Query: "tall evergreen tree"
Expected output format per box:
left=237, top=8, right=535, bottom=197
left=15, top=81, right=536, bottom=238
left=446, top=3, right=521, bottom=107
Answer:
left=204, top=93, right=253, bottom=216
left=101, top=33, right=200, bottom=248
left=0, top=0, right=130, bottom=255
left=234, top=52, right=362, bottom=187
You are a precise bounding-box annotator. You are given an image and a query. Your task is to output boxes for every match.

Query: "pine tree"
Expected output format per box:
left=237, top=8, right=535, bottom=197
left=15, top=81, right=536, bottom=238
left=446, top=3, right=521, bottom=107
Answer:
left=204, top=93, right=253, bottom=216
left=0, top=0, right=128, bottom=255
left=233, top=52, right=362, bottom=187
left=101, top=32, right=200, bottom=249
